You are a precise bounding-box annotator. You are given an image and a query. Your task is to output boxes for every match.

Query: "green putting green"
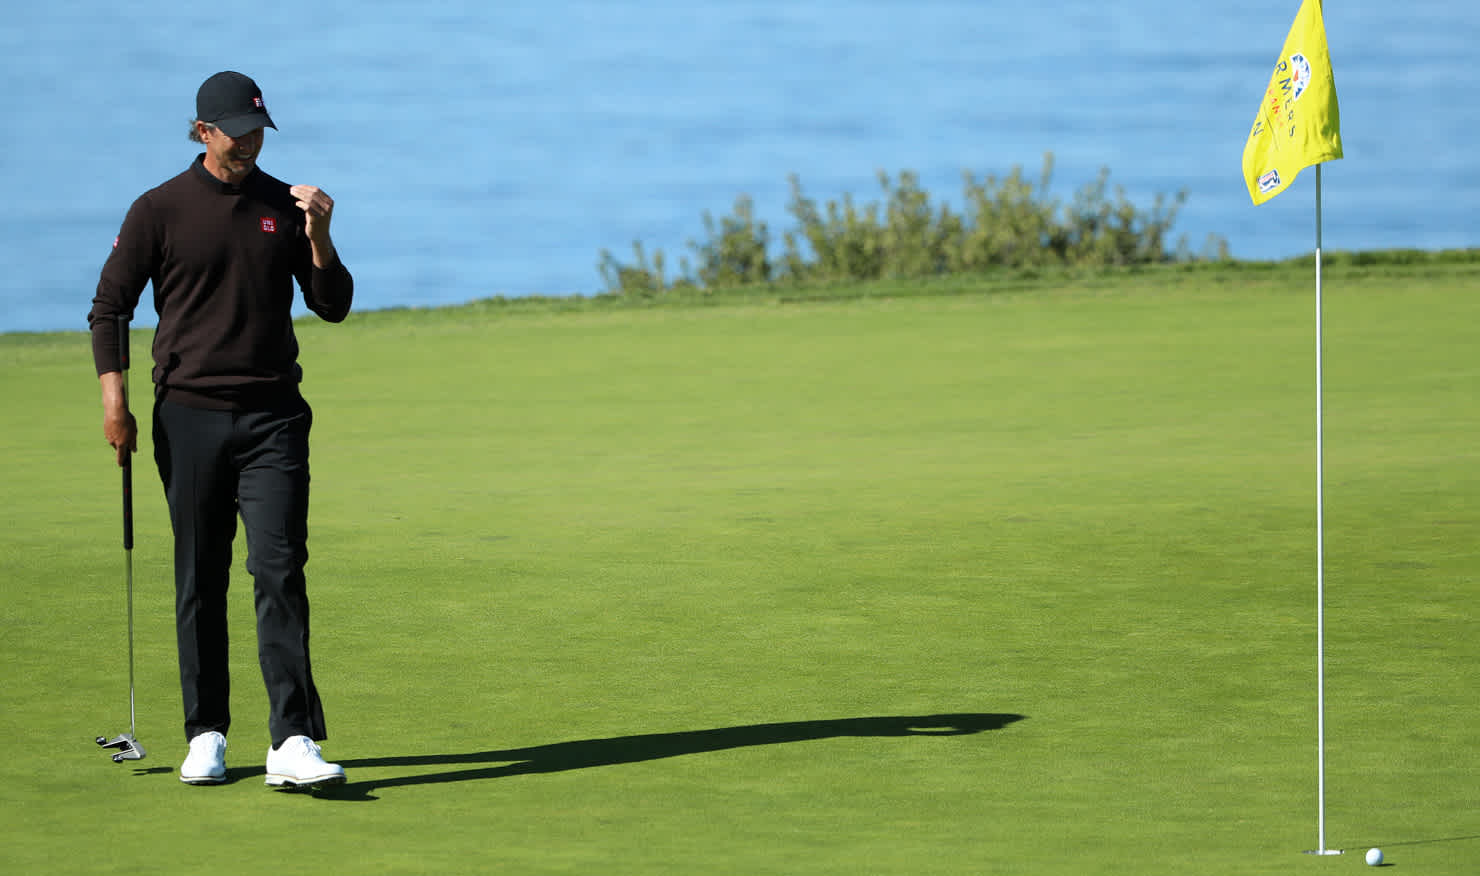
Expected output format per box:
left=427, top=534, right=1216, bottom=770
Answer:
left=2, top=256, right=1476, bottom=874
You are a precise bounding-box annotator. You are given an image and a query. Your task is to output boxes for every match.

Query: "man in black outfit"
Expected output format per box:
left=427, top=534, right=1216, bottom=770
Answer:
left=88, top=71, right=353, bottom=788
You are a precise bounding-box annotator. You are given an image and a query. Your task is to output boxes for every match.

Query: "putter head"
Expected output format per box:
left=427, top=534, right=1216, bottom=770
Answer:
left=96, top=733, right=147, bottom=762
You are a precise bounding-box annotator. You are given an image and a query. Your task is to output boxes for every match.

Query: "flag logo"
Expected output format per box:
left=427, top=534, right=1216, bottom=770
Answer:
left=1259, top=170, right=1282, bottom=193
left=1288, top=53, right=1311, bottom=101
left=261, top=218, right=277, bottom=233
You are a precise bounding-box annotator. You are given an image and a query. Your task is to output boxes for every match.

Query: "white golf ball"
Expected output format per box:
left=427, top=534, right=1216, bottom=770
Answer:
left=1365, top=847, right=1384, bottom=866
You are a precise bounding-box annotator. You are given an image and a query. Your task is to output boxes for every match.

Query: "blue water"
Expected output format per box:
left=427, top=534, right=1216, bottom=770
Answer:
left=3, top=0, right=1476, bottom=333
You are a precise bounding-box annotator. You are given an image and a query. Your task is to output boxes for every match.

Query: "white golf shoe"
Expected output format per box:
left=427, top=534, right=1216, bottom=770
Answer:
left=264, top=736, right=345, bottom=789
left=180, top=731, right=227, bottom=785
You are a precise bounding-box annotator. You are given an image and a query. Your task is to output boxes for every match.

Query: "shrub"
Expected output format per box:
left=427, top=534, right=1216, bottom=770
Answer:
left=692, top=195, right=772, bottom=288
left=599, top=152, right=1227, bottom=296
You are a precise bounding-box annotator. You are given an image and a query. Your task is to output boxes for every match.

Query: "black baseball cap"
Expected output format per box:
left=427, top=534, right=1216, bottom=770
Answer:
left=196, top=71, right=277, bottom=137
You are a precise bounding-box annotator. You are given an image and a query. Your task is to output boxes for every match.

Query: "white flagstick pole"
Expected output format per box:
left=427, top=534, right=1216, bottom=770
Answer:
left=1314, top=163, right=1332, bottom=855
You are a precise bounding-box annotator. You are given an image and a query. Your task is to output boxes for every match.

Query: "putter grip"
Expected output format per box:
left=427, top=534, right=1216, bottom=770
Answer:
left=118, top=315, right=132, bottom=551
left=122, top=461, right=133, bottom=550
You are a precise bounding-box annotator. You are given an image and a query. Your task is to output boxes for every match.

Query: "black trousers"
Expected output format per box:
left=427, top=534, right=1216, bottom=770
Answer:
left=152, top=396, right=327, bottom=748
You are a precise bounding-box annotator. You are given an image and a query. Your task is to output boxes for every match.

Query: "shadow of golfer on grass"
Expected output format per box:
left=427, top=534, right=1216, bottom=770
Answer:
left=319, top=712, right=1024, bottom=801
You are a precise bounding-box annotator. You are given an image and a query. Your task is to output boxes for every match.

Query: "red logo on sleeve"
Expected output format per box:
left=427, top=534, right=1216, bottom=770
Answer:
left=261, top=218, right=277, bottom=233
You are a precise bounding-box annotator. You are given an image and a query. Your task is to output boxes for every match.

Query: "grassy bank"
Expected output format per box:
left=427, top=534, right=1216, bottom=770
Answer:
left=1, top=255, right=1476, bottom=874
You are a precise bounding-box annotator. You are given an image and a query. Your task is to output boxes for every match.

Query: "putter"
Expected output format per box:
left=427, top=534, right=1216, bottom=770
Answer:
left=97, top=315, right=146, bottom=764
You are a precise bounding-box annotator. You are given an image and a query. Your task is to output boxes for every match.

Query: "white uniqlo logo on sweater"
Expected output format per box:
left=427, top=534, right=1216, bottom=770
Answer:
left=261, top=218, right=276, bottom=233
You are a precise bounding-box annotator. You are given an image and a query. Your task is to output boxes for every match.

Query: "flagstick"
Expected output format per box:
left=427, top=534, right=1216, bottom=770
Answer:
left=1309, top=163, right=1341, bottom=856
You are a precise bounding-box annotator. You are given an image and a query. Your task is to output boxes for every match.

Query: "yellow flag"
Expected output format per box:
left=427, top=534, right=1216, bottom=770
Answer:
left=1242, top=0, right=1343, bottom=204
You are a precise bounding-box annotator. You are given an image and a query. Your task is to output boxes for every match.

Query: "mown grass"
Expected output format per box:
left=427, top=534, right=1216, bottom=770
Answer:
left=1, top=255, right=1476, bottom=874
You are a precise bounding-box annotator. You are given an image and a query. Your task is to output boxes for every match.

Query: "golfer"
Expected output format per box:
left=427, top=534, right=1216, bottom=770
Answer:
left=88, top=71, right=352, bottom=788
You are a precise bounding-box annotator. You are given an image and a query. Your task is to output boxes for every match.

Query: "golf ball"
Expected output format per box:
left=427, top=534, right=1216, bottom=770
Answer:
left=1365, top=848, right=1384, bottom=866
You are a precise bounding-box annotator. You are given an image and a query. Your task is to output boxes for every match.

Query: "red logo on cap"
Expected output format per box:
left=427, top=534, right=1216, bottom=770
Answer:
left=261, top=218, right=277, bottom=233
left=253, top=97, right=264, bottom=108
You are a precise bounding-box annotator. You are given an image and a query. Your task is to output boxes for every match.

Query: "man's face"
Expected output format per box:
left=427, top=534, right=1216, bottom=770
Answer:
left=199, top=123, right=264, bottom=183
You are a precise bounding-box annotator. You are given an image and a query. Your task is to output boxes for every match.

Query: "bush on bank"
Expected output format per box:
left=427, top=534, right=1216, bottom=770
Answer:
left=598, top=152, right=1232, bottom=297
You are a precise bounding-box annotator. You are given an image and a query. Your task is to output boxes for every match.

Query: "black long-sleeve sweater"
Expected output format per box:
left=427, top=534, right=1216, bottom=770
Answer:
left=89, top=155, right=354, bottom=410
